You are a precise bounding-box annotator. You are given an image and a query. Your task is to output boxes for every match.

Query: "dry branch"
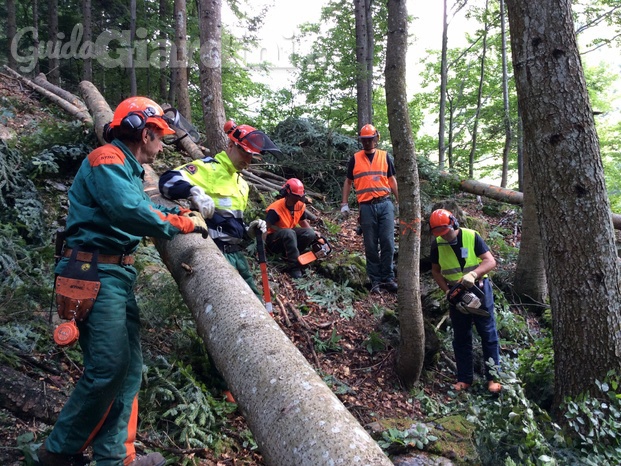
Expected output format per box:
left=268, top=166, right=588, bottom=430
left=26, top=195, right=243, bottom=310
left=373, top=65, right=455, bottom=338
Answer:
left=33, top=73, right=89, bottom=113
left=455, top=175, right=621, bottom=230
left=3, top=66, right=93, bottom=126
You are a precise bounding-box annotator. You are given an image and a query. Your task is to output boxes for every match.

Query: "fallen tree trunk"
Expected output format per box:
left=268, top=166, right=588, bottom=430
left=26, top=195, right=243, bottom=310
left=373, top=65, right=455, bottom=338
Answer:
left=3, top=66, right=93, bottom=126
left=33, top=73, right=89, bottom=113
left=0, top=364, right=67, bottom=425
left=78, top=80, right=113, bottom=146
left=457, top=176, right=621, bottom=230
left=144, top=166, right=392, bottom=466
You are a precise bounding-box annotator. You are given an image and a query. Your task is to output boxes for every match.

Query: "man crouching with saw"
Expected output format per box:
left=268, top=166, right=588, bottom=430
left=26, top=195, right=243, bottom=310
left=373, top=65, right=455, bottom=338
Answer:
left=429, top=208, right=502, bottom=394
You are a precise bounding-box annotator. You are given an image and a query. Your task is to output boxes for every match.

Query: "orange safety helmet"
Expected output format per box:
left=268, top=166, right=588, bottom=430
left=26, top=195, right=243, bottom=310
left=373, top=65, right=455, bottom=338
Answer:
left=109, top=97, right=176, bottom=135
left=224, top=120, right=282, bottom=156
left=281, top=178, right=305, bottom=197
left=359, top=124, right=380, bottom=140
left=429, top=209, right=459, bottom=237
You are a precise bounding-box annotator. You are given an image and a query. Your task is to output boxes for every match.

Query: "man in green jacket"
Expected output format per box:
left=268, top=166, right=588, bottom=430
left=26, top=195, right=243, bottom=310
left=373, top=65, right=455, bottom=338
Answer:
left=37, top=97, right=208, bottom=466
left=159, top=120, right=282, bottom=296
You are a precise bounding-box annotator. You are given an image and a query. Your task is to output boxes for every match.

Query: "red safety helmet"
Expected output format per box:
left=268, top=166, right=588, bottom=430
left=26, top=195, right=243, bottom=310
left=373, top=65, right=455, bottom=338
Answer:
left=109, top=97, right=176, bottom=135
left=282, top=178, right=305, bottom=197
left=359, top=124, right=380, bottom=140
left=224, top=120, right=282, bottom=156
left=429, top=209, right=459, bottom=237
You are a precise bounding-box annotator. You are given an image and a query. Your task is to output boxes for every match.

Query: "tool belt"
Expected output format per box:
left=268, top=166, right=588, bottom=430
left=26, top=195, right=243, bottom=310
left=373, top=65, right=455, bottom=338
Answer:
left=55, top=248, right=101, bottom=322
left=360, top=195, right=390, bottom=205
left=214, top=240, right=243, bottom=254
left=63, top=248, right=135, bottom=266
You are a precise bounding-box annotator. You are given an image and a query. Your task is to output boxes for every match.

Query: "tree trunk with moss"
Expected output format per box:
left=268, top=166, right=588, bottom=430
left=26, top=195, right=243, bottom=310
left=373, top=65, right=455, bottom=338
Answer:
left=143, top=167, right=392, bottom=466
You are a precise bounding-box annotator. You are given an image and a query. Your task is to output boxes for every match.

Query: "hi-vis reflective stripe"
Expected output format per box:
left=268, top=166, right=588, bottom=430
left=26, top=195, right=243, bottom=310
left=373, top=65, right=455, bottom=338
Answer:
left=353, top=170, right=388, bottom=179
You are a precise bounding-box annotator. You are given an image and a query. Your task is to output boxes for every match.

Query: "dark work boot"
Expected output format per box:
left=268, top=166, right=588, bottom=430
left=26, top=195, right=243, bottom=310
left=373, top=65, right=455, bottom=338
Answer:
left=288, top=267, right=302, bottom=279
left=128, top=452, right=166, bottom=466
left=381, top=279, right=398, bottom=293
left=36, top=443, right=89, bottom=466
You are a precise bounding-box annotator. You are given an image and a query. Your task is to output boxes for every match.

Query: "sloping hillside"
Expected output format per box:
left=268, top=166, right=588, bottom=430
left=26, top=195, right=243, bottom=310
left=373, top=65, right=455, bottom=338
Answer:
left=0, top=72, right=520, bottom=466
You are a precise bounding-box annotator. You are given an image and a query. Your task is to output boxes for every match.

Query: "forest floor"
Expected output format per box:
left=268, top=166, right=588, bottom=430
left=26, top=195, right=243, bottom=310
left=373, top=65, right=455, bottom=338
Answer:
left=0, top=72, right=512, bottom=465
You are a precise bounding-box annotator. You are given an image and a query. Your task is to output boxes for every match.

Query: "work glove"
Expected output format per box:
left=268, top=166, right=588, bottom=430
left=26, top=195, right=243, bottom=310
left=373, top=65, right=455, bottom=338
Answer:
left=247, top=219, right=267, bottom=239
left=185, top=211, right=209, bottom=238
left=189, top=186, right=215, bottom=219
left=340, top=204, right=350, bottom=216
left=461, top=271, right=478, bottom=289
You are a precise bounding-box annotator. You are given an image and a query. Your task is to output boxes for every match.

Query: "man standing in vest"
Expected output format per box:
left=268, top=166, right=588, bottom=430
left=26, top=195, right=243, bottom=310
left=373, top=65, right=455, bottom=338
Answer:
left=159, top=120, right=281, bottom=297
left=37, top=97, right=209, bottom=466
left=429, top=208, right=502, bottom=394
left=340, top=124, right=399, bottom=293
left=265, top=178, right=317, bottom=278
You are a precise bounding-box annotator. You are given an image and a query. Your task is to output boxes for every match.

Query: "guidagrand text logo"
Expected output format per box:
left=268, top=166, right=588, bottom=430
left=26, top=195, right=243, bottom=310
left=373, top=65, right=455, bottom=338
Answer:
left=10, top=23, right=216, bottom=73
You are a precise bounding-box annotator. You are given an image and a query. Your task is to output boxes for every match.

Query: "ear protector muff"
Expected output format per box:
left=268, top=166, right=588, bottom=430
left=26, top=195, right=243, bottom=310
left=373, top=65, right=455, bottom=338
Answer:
left=279, top=183, right=291, bottom=198
left=121, top=111, right=150, bottom=132
left=449, top=214, right=459, bottom=230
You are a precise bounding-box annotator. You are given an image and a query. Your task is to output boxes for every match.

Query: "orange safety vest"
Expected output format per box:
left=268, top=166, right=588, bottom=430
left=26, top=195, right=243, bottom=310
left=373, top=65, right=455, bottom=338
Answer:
left=266, top=198, right=306, bottom=234
left=352, top=150, right=392, bottom=203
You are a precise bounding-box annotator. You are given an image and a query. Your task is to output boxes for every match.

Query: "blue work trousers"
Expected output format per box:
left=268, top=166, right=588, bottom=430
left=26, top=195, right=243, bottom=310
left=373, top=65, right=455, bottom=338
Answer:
left=359, top=199, right=395, bottom=284
left=449, top=278, right=500, bottom=384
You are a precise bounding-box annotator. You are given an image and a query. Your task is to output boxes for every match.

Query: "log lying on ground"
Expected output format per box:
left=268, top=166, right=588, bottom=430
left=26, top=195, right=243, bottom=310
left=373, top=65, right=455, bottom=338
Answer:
left=457, top=176, right=621, bottom=230
left=0, top=364, right=67, bottom=425
left=78, top=81, right=113, bottom=146
left=33, top=73, right=89, bottom=113
left=144, top=165, right=392, bottom=466
left=3, top=66, right=93, bottom=126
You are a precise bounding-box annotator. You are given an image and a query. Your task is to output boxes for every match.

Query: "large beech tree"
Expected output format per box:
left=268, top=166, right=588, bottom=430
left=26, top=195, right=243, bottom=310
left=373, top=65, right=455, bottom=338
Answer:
left=386, top=0, right=424, bottom=387
left=505, top=0, right=621, bottom=408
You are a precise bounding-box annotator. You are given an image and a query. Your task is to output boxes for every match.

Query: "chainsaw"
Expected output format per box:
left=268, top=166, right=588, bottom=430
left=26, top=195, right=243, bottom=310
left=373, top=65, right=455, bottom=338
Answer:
left=447, top=282, right=490, bottom=317
left=297, top=236, right=332, bottom=266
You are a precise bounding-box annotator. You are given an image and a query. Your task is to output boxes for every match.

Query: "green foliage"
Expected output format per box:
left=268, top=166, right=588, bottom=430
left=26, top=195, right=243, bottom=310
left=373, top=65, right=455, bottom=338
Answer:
left=313, top=327, right=343, bottom=353
left=466, top=363, right=563, bottom=465
left=561, top=371, right=621, bottom=465
left=516, top=336, right=555, bottom=409
left=295, top=272, right=356, bottom=319
left=290, top=0, right=388, bottom=131
left=141, top=356, right=236, bottom=456
left=377, top=424, right=438, bottom=454
left=363, top=331, right=386, bottom=355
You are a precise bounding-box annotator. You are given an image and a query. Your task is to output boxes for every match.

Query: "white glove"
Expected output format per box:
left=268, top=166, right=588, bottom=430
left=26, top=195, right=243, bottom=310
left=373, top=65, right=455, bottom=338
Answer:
left=247, top=219, right=267, bottom=239
left=189, top=186, right=215, bottom=219
left=340, top=204, right=350, bottom=215
left=461, top=271, right=478, bottom=288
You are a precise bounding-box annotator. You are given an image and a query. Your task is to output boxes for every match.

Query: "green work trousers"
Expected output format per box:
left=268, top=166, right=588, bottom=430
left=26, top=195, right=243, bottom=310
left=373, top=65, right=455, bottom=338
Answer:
left=46, top=261, right=142, bottom=466
left=224, top=250, right=261, bottom=297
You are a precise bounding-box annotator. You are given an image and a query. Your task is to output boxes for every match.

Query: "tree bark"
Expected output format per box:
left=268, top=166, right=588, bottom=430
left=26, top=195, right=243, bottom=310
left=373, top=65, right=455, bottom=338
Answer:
left=128, top=0, right=138, bottom=96
left=47, top=0, right=60, bottom=84
left=438, top=0, right=448, bottom=169
left=82, top=0, right=92, bottom=83
left=499, top=0, right=512, bottom=188
left=174, top=0, right=192, bottom=121
left=513, top=146, right=548, bottom=309
left=3, top=66, right=93, bottom=125
left=34, top=73, right=89, bottom=112
left=197, top=0, right=228, bottom=155
left=386, top=0, right=425, bottom=388
left=78, top=80, right=113, bottom=145
left=354, top=0, right=373, bottom=128
left=468, top=0, right=488, bottom=180
left=0, top=365, right=67, bottom=425
left=142, top=167, right=392, bottom=466
left=506, top=0, right=621, bottom=408
left=6, top=0, right=17, bottom=70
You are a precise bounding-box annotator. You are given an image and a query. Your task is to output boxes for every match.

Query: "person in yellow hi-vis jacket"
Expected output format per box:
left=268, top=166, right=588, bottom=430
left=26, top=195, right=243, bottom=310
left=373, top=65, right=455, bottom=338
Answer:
left=429, top=208, right=502, bottom=394
left=159, top=120, right=282, bottom=296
